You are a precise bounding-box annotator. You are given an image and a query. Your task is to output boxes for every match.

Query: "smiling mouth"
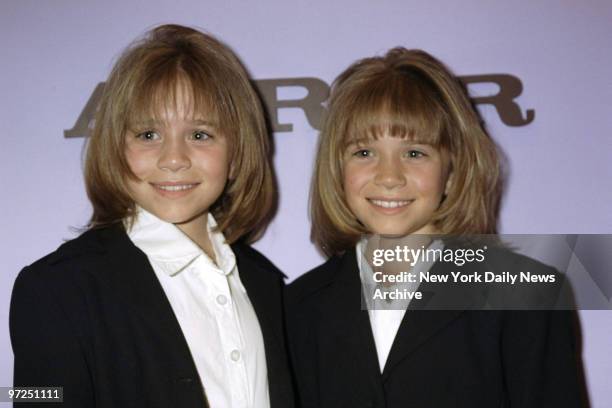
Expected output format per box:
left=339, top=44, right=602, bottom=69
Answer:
left=151, top=183, right=200, bottom=192
left=368, top=198, right=413, bottom=209
left=156, top=184, right=197, bottom=191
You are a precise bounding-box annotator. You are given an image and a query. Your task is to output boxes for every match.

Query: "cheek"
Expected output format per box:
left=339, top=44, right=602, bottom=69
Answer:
left=125, top=148, right=153, bottom=179
left=343, top=175, right=359, bottom=205
left=196, top=148, right=230, bottom=179
left=343, top=164, right=368, bottom=199
left=414, top=166, right=447, bottom=198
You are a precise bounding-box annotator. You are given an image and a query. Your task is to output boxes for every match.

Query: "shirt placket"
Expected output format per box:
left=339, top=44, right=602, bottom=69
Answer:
left=206, top=266, right=250, bottom=408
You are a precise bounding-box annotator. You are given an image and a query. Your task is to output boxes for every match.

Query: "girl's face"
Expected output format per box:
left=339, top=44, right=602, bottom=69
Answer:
left=343, top=132, right=451, bottom=236
left=124, top=86, right=230, bottom=231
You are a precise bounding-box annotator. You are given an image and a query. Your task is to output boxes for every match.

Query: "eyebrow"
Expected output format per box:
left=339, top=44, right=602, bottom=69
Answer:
left=192, top=119, right=218, bottom=127
left=345, top=137, right=434, bottom=148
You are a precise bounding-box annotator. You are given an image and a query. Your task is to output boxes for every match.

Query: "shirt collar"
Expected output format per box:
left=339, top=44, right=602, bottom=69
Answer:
left=126, top=207, right=236, bottom=277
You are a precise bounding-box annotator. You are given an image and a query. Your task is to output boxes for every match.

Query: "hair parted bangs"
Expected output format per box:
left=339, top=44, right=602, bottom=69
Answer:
left=338, top=68, right=449, bottom=152
left=126, top=68, right=219, bottom=133
left=85, top=24, right=275, bottom=243
left=312, top=48, right=501, bottom=256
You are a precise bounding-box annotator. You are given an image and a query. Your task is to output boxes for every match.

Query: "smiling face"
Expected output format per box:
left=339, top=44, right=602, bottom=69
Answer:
left=124, top=84, right=231, bottom=233
left=343, top=132, right=451, bottom=236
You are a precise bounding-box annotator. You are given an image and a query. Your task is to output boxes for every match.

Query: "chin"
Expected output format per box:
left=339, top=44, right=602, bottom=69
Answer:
left=369, top=223, right=434, bottom=237
left=149, top=207, right=201, bottom=225
left=369, top=228, right=413, bottom=237
left=369, top=222, right=407, bottom=233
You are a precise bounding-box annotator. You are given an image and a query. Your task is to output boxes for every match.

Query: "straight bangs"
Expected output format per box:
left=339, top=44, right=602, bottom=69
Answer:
left=339, top=71, right=450, bottom=152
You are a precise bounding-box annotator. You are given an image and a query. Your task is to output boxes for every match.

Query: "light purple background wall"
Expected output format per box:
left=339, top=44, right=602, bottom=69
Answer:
left=2, top=0, right=611, bottom=406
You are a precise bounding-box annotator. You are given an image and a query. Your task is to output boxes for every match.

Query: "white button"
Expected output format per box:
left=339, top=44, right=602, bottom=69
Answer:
left=216, top=294, right=227, bottom=305
left=230, top=349, right=241, bottom=361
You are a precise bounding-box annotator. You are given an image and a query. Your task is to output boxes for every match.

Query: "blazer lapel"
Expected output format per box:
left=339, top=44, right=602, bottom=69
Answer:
left=94, top=225, right=202, bottom=381
left=323, top=249, right=385, bottom=401
left=381, top=309, right=465, bottom=381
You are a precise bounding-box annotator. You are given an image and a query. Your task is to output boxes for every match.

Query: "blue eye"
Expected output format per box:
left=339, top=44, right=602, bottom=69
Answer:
left=353, top=149, right=372, bottom=158
left=192, top=130, right=212, bottom=141
left=407, top=150, right=426, bottom=158
left=136, top=130, right=160, bottom=141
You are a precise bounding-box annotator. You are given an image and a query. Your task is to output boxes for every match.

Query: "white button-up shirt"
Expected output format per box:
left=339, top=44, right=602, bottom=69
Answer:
left=127, top=208, right=270, bottom=408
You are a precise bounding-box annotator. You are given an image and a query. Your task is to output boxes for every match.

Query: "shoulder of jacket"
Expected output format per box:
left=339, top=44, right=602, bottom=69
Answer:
left=484, top=245, right=557, bottom=274
left=232, top=242, right=287, bottom=279
left=286, top=255, right=344, bottom=305
left=42, top=225, right=117, bottom=267
left=483, top=245, right=571, bottom=308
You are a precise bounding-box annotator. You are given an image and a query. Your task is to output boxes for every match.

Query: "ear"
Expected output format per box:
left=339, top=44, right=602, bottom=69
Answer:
left=440, top=149, right=453, bottom=197
left=444, top=170, right=454, bottom=196
left=227, top=159, right=236, bottom=181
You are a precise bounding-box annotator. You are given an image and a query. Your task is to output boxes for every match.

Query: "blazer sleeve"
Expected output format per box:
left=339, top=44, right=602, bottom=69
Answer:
left=10, top=265, right=94, bottom=407
left=501, top=310, right=584, bottom=408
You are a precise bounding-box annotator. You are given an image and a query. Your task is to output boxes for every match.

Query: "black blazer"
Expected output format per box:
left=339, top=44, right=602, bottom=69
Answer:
left=286, top=247, right=584, bottom=408
left=10, top=223, right=295, bottom=408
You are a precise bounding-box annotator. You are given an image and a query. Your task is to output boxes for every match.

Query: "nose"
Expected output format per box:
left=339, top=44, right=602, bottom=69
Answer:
left=158, top=138, right=191, bottom=172
left=374, top=157, right=405, bottom=189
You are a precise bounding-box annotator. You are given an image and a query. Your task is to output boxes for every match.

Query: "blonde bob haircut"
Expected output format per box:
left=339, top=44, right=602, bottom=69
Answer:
left=85, top=24, right=274, bottom=243
left=311, top=48, right=501, bottom=256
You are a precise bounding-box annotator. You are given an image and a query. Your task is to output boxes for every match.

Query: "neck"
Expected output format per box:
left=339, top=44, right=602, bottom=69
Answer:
left=176, top=213, right=217, bottom=264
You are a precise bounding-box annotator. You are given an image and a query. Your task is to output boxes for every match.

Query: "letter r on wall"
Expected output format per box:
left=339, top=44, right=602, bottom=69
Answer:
left=255, top=77, right=329, bottom=132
